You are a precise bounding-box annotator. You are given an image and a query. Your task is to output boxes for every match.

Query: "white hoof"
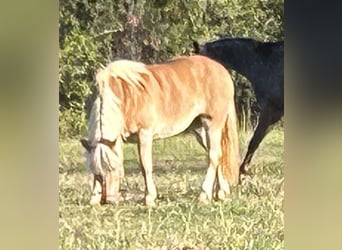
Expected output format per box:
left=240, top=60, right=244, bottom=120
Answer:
left=198, top=192, right=211, bottom=204
left=217, top=189, right=229, bottom=201
left=145, top=194, right=156, bottom=207
left=90, top=195, right=101, bottom=205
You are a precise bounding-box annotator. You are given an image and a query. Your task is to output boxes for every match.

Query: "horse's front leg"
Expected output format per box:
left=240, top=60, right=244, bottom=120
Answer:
left=138, top=129, right=157, bottom=206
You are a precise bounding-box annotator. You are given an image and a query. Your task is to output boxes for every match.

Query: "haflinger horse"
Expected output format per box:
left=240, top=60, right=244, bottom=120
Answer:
left=81, top=55, right=240, bottom=206
left=193, top=38, right=284, bottom=175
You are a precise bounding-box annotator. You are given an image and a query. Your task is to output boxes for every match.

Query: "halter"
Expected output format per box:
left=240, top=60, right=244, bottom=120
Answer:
left=93, top=174, right=107, bottom=205
left=98, top=138, right=116, bottom=148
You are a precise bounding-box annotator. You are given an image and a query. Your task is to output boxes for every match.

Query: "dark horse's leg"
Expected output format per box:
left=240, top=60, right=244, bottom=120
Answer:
left=240, top=103, right=283, bottom=176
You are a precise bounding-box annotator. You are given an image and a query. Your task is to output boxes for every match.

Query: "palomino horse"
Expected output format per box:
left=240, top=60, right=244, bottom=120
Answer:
left=194, top=38, right=284, bottom=175
left=81, top=55, right=240, bottom=206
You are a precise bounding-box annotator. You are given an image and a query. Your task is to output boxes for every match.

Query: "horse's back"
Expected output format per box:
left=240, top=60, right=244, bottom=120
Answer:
left=150, top=55, right=234, bottom=95
left=150, top=55, right=234, bottom=106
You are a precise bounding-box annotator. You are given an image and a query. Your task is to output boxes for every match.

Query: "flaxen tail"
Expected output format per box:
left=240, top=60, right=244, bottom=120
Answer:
left=220, top=104, right=240, bottom=186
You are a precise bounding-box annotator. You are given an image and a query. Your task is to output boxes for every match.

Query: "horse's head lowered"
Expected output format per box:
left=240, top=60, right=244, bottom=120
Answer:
left=80, top=64, right=127, bottom=205
left=81, top=136, right=124, bottom=205
left=81, top=60, right=152, bottom=205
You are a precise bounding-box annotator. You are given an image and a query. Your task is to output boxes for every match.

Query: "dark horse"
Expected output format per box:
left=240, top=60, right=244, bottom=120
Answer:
left=194, top=38, right=284, bottom=175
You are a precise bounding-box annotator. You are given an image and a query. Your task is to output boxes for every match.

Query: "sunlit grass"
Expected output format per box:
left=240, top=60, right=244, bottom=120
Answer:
left=59, top=128, right=284, bottom=249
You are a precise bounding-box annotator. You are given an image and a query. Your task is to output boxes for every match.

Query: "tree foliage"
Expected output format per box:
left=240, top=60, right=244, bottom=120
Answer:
left=59, top=0, right=284, bottom=138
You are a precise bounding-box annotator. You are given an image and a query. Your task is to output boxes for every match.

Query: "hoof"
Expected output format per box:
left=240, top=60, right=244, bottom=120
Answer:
left=90, top=193, right=122, bottom=205
left=106, top=193, right=122, bottom=205
left=198, top=192, right=211, bottom=204
left=217, top=190, right=229, bottom=201
left=145, top=194, right=156, bottom=207
left=239, top=166, right=251, bottom=176
left=145, top=200, right=156, bottom=207
left=90, top=195, right=101, bottom=205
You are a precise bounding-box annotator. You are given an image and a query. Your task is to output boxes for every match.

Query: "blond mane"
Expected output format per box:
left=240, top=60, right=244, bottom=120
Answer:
left=90, top=59, right=154, bottom=144
left=86, top=60, right=155, bottom=175
left=98, top=60, right=152, bottom=92
left=93, top=60, right=155, bottom=140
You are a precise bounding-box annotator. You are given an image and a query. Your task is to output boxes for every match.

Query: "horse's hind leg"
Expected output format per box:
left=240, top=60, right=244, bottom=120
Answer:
left=189, top=116, right=210, bottom=151
left=240, top=104, right=283, bottom=175
left=192, top=126, right=209, bottom=151
left=199, top=127, right=222, bottom=203
left=138, top=129, right=157, bottom=206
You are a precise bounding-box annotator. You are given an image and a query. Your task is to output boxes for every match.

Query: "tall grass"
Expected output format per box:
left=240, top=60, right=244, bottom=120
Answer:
left=59, top=128, right=284, bottom=249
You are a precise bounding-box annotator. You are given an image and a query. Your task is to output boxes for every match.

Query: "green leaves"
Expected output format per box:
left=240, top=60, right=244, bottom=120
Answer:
left=59, top=0, right=284, bottom=137
left=59, top=30, right=102, bottom=137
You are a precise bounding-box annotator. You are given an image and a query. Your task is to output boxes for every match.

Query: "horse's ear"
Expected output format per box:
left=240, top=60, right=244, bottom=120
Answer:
left=81, top=138, right=91, bottom=152
left=193, top=41, right=200, bottom=54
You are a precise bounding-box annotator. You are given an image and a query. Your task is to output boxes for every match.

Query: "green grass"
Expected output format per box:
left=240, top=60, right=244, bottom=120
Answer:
left=59, top=129, right=284, bottom=249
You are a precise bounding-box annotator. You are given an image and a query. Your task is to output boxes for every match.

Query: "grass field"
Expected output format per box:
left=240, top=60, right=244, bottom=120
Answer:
left=59, top=128, right=284, bottom=250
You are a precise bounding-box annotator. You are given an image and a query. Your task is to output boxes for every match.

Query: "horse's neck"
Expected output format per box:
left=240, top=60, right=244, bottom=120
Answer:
left=219, top=46, right=265, bottom=85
